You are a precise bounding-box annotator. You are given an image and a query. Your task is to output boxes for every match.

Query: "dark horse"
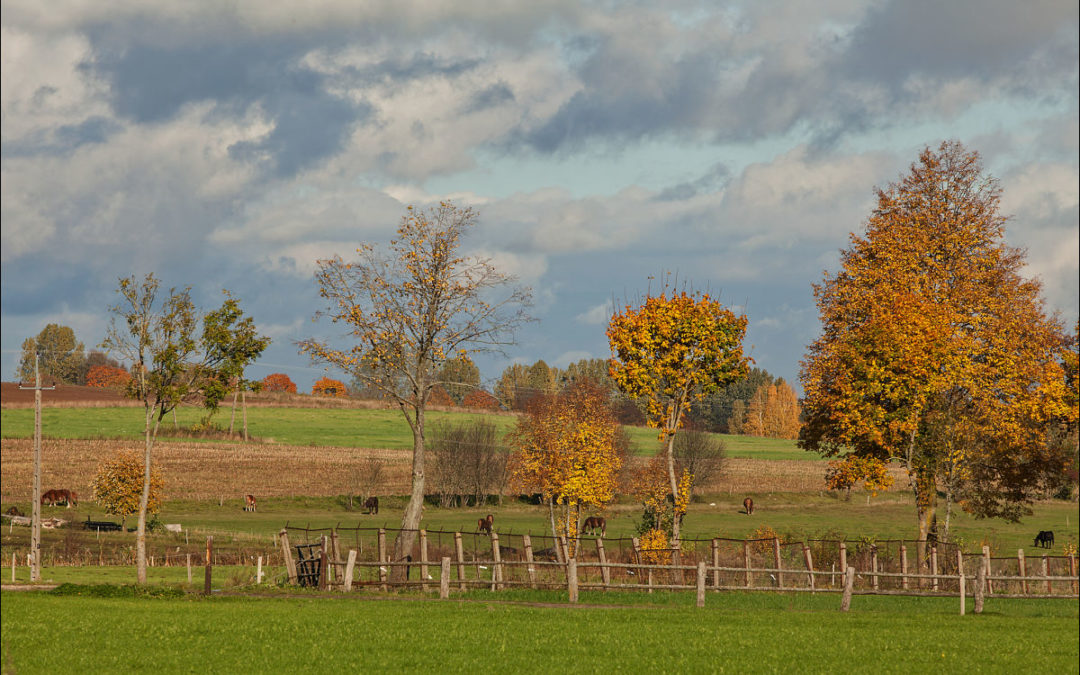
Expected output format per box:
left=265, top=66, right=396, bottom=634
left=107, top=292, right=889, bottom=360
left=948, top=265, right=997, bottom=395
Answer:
left=743, top=497, right=754, bottom=515
left=478, top=514, right=494, bottom=535
left=364, top=496, right=379, bottom=515
left=582, top=516, right=606, bottom=537
left=1034, top=530, right=1054, bottom=549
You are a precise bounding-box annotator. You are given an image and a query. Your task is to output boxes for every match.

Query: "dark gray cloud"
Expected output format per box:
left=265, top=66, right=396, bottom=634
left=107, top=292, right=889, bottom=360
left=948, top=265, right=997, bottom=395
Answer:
left=464, top=82, right=516, bottom=113
left=2, top=116, right=121, bottom=157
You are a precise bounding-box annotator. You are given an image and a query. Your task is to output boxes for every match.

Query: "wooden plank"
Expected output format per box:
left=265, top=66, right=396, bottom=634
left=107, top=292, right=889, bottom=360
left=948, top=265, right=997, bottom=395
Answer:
left=377, top=529, right=387, bottom=592
left=596, top=537, right=610, bottom=590
left=900, top=543, right=908, bottom=590
left=344, top=550, right=357, bottom=592
left=204, top=536, right=213, bottom=595
left=743, top=540, right=751, bottom=588
left=696, top=561, right=706, bottom=608
left=455, top=532, right=466, bottom=591
left=567, top=558, right=578, bottom=603
left=280, top=529, right=297, bottom=584
left=491, top=532, right=502, bottom=591
left=420, top=529, right=429, bottom=592
left=959, top=573, right=966, bottom=615
left=773, top=538, right=783, bottom=589
left=930, top=546, right=938, bottom=591
left=711, top=539, right=720, bottom=588
left=440, top=557, right=450, bottom=599
left=870, top=546, right=879, bottom=591
left=1018, top=549, right=1027, bottom=595
left=803, top=544, right=815, bottom=590
left=523, top=534, right=537, bottom=589
left=840, top=566, right=854, bottom=612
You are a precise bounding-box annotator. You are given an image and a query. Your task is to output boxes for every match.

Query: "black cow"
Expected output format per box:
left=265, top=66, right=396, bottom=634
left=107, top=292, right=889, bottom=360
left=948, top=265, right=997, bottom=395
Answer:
left=1034, top=531, right=1054, bottom=549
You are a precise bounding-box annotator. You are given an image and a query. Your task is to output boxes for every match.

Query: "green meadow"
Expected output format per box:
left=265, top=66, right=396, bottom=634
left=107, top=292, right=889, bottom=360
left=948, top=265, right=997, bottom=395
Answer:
left=0, top=405, right=812, bottom=459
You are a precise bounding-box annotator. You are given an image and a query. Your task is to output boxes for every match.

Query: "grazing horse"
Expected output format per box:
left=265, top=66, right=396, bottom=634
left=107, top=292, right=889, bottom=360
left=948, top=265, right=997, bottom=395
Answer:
left=582, top=516, right=606, bottom=537
left=364, top=496, right=379, bottom=515
left=57, top=489, right=78, bottom=507
left=478, top=514, right=494, bottom=535
left=243, top=494, right=257, bottom=512
left=743, top=497, right=754, bottom=515
left=1034, top=531, right=1054, bottom=549
left=41, top=489, right=64, bottom=506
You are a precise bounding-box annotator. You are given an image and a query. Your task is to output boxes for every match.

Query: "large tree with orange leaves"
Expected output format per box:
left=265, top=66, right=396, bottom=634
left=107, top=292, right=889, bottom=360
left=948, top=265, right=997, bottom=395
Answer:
left=299, top=203, right=531, bottom=579
left=800, top=141, right=1073, bottom=557
left=608, top=287, right=749, bottom=542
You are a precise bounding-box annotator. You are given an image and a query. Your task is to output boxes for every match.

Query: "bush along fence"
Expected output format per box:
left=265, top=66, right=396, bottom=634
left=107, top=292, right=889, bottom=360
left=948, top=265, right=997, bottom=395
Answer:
left=278, top=525, right=1079, bottom=610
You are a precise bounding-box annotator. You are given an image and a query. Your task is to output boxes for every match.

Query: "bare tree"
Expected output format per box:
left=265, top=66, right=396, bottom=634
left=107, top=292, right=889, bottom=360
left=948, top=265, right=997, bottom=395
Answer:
left=673, top=429, right=727, bottom=494
left=299, top=203, right=530, bottom=579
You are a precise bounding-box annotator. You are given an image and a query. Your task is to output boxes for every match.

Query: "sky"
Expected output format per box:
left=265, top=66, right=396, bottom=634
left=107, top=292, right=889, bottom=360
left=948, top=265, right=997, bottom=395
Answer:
left=2, top=0, right=1077, bottom=394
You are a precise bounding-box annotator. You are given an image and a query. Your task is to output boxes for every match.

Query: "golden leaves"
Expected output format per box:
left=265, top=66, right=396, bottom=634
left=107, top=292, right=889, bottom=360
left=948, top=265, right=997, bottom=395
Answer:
left=91, top=450, right=165, bottom=518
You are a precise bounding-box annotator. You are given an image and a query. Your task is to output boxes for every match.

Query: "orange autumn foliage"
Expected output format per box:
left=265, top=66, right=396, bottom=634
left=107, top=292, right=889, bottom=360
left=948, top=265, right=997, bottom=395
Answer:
left=86, top=365, right=131, bottom=389
left=312, top=377, right=348, bottom=398
left=261, top=373, right=297, bottom=394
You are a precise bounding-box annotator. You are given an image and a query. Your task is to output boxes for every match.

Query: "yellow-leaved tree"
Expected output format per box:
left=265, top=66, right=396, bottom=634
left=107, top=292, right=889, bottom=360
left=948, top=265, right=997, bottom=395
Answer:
left=800, top=141, right=1074, bottom=562
left=299, top=203, right=531, bottom=579
left=91, top=450, right=165, bottom=529
left=510, top=380, right=623, bottom=549
left=608, top=285, right=749, bottom=542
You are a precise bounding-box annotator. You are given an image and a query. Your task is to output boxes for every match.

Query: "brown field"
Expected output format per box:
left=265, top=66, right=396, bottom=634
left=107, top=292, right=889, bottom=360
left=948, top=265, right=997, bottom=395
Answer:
left=0, top=438, right=897, bottom=501
left=0, top=439, right=414, bottom=501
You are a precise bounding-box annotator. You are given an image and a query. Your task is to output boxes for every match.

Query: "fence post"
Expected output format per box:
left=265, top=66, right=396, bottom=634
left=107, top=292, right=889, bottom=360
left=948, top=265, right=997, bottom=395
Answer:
left=930, top=546, right=938, bottom=591
left=280, top=529, right=297, bottom=584
left=377, top=529, right=387, bottom=592
left=959, top=573, right=966, bottom=616
left=839, top=542, right=848, bottom=587
left=11, top=553, right=15, bottom=583
left=318, top=536, right=329, bottom=591
left=491, top=532, right=503, bottom=591
left=773, top=538, right=783, bottom=589
left=1070, top=553, right=1078, bottom=594
left=596, top=537, right=610, bottom=590
left=900, top=543, right=908, bottom=590
left=440, top=557, right=451, bottom=599
left=257, top=555, right=263, bottom=585
left=956, top=549, right=964, bottom=591
left=343, top=550, right=357, bottom=592
left=840, top=566, right=854, bottom=612
left=1042, top=554, right=1051, bottom=595
left=455, top=532, right=466, bottom=591
left=1017, top=549, right=1027, bottom=595
left=204, top=536, right=213, bottom=595
left=186, top=553, right=192, bottom=585
left=743, top=540, right=751, bottom=588
left=696, top=561, right=707, bottom=608
left=523, top=534, right=537, bottom=589
left=632, top=537, right=644, bottom=585
left=974, top=562, right=986, bottom=614
left=567, top=558, right=578, bottom=603
left=803, top=543, right=815, bottom=590
left=870, top=545, right=879, bottom=592
left=711, top=539, right=720, bottom=588
left=420, top=530, right=429, bottom=592
left=982, top=545, right=993, bottom=595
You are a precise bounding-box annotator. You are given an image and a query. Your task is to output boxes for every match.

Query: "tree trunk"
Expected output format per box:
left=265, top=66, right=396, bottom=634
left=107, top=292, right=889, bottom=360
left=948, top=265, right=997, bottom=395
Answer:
left=547, top=498, right=558, bottom=540
left=229, top=386, right=239, bottom=434
left=914, top=470, right=937, bottom=577
left=391, top=405, right=425, bottom=582
left=665, top=432, right=681, bottom=543
left=137, top=405, right=162, bottom=585
left=242, top=390, right=248, bottom=441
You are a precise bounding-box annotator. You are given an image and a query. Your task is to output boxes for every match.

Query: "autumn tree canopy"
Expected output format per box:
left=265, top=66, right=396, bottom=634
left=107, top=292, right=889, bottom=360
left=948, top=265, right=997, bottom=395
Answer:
left=91, top=450, right=165, bottom=527
left=261, top=373, right=297, bottom=393
left=737, top=380, right=801, bottom=439
left=299, top=202, right=531, bottom=577
left=312, top=376, right=348, bottom=397
left=510, top=380, right=623, bottom=545
left=800, top=141, right=1073, bottom=552
left=608, top=286, right=749, bottom=541
left=18, top=324, right=86, bottom=385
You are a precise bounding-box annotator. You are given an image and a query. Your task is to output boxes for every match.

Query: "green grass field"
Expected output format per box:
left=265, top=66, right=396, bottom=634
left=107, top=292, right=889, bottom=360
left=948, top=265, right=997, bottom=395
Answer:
left=2, top=588, right=1076, bottom=672
left=0, top=405, right=812, bottom=459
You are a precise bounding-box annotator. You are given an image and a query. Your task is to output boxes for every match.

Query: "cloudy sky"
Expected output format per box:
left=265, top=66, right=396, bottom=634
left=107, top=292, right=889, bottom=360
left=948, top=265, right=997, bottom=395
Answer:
left=2, top=0, right=1077, bottom=393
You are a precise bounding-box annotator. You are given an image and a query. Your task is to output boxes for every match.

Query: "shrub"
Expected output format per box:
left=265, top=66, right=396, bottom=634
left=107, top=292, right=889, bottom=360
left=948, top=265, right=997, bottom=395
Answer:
left=462, top=389, right=501, bottom=410
left=262, top=373, right=297, bottom=393
left=86, top=365, right=131, bottom=389
left=312, top=377, right=347, bottom=397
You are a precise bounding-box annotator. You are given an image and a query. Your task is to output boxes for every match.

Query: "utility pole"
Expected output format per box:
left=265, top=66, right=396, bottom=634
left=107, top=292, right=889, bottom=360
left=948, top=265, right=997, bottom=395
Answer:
left=20, top=354, right=54, bottom=582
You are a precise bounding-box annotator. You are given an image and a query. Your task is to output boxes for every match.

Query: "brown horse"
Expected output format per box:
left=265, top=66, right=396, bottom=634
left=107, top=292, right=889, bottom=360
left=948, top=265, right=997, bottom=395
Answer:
left=743, top=497, right=754, bottom=515
left=58, top=489, right=78, bottom=507
left=364, top=496, right=379, bottom=515
left=41, top=489, right=69, bottom=507
left=478, top=514, right=494, bottom=535
left=582, top=516, right=606, bottom=537
left=244, top=494, right=257, bottom=512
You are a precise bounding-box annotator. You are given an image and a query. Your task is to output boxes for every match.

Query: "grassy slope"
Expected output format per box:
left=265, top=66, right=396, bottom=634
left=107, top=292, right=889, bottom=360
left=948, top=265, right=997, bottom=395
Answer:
left=2, top=591, right=1076, bottom=672
left=0, top=405, right=811, bottom=459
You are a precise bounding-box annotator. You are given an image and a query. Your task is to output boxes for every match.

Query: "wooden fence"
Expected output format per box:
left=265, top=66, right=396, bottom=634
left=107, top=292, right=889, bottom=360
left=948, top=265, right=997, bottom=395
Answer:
left=278, top=526, right=1079, bottom=604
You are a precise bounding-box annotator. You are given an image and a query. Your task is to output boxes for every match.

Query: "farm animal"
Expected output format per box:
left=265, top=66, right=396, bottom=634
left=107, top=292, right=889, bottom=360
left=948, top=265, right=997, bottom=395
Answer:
left=1034, top=530, right=1054, bottom=549
left=478, top=514, right=494, bottom=535
left=582, top=516, right=606, bottom=537
left=41, top=489, right=76, bottom=507
left=364, top=496, right=379, bottom=515
left=243, top=494, right=257, bottom=512
left=5, top=506, right=25, bottom=517
left=743, top=497, right=754, bottom=515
